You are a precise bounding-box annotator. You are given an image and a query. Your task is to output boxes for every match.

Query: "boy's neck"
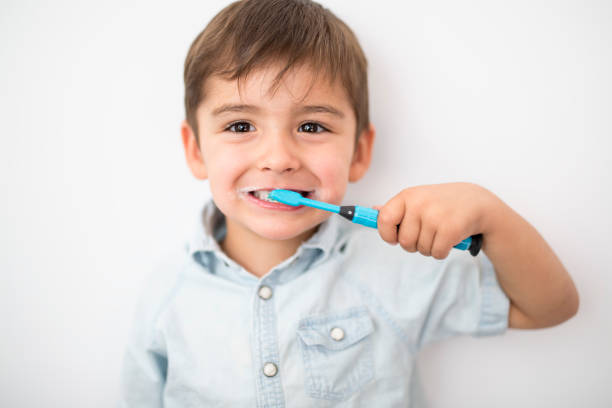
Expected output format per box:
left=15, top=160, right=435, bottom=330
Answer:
left=220, top=219, right=318, bottom=278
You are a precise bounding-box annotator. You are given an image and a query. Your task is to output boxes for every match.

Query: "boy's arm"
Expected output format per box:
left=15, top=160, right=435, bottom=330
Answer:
left=480, top=199, right=579, bottom=328
left=376, top=183, right=579, bottom=329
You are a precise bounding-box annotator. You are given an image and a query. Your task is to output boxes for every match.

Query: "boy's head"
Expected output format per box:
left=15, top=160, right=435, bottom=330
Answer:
left=183, top=0, right=370, bottom=145
left=181, top=0, right=375, bottom=243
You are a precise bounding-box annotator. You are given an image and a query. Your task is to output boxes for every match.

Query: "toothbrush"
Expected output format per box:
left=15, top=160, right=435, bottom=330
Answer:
left=268, top=189, right=483, bottom=256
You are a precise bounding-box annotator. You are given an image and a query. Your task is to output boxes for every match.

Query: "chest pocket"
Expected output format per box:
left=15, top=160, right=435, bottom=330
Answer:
left=296, top=306, right=375, bottom=401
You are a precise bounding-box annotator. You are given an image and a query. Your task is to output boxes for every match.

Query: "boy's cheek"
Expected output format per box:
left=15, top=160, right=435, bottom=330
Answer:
left=206, top=154, right=249, bottom=200
left=206, top=147, right=250, bottom=174
left=308, top=158, right=351, bottom=203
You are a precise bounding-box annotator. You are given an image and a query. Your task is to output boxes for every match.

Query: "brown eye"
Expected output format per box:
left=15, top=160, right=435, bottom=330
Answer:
left=298, top=122, right=327, bottom=133
left=227, top=122, right=255, bottom=132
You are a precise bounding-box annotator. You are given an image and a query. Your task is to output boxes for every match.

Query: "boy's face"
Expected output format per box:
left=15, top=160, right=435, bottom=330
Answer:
left=181, top=64, right=374, bottom=242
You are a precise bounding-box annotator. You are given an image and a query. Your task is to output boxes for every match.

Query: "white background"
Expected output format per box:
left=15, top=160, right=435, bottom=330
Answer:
left=1, top=0, right=610, bottom=406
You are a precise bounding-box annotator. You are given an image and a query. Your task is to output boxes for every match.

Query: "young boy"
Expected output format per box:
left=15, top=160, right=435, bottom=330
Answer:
left=119, top=0, right=579, bottom=406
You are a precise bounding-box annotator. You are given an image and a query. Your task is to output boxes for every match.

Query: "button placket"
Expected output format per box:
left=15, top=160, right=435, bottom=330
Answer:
left=252, top=279, right=284, bottom=407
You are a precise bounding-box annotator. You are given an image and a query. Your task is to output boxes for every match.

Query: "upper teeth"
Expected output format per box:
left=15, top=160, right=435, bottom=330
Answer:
left=253, top=190, right=278, bottom=202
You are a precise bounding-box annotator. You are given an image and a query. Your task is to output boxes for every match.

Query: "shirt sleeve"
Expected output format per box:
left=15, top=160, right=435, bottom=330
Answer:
left=118, top=265, right=179, bottom=407
left=408, top=250, right=510, bottom=350
left=341, top=232, right=511, bottom=353
left=472, top=251, right=511, bottom=337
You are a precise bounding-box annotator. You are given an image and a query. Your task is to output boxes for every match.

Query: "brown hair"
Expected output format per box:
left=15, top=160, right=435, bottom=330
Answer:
left=183, top=0, right=369, bottom=146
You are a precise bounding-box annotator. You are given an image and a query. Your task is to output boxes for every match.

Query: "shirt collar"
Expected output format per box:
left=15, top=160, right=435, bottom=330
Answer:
left=187, top=199, right=227, bottom=256
left=187, top=199, right=352, bottom=282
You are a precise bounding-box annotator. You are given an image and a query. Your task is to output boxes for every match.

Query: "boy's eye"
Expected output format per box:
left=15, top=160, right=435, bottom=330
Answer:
left=226, top=121, right=255, bottom=132
left=298, top=122, right=327, bottom=133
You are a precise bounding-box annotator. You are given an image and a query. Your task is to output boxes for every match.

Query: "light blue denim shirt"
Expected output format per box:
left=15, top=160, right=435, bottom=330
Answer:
left=119, top=200, right=510, bottom=407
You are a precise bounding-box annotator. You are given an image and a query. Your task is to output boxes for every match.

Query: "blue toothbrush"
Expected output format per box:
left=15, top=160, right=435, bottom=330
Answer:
left=268, top=189, right=483, bottom=256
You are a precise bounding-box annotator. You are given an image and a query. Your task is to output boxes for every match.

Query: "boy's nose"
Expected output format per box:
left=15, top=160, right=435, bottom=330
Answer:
left=256, top=134, right=301, bottom=173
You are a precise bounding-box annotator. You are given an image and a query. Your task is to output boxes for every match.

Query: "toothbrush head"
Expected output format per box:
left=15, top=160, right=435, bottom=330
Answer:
left=269, top=189, right=304, bottom=206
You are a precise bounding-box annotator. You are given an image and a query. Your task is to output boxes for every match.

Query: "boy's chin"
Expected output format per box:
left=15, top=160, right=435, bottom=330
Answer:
left=253, top=221, right=320, bottom=242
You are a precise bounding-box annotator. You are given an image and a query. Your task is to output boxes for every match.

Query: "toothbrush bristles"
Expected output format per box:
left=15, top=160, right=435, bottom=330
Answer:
left=253, top=190, right=280, bottom=203
left=265, top=191, right=278, bottom=203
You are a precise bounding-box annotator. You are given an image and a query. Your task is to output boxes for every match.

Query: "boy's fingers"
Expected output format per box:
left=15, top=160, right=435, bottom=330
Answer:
left=431, top=233, right=452, bottom=260
left=377, top=198, right=406, bottom=244
left=397, top=215, right=420, bottom=252
left=416, top=222, right=436, bottom=257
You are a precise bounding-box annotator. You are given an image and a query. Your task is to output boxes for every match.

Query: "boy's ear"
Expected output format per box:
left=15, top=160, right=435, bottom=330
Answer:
left=181, top=120, right=208, bottom=180
left=348, top=123, right=376, bottom=182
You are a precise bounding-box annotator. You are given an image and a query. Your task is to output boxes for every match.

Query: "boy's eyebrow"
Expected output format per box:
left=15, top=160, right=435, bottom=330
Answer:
left=211, top=104, right=261, bottom=116
left=211, top=103, right=345, bottom=118
left=297, top=105, right=345, bottom=118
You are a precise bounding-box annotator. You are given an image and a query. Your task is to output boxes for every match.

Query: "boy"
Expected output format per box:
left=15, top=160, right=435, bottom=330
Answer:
left=119, top=0, right=579, bottom=406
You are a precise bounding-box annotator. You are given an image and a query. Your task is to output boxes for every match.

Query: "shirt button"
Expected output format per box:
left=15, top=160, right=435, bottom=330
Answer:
left=258, top=285, right=273, bottom=300
left=330, top=327, right=345, bottom=341
left=263, top=362, right=278, bottom=377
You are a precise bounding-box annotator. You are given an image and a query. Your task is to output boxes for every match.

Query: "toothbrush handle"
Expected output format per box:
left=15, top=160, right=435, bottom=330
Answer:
left=339, top=205, right=379, bottom=228
left=340, top=206, right=483, bottom=256
left=452, top=234, right=483, bottom=256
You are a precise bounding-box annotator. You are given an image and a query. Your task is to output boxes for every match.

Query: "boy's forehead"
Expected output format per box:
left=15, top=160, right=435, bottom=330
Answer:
left=200, top=64, right=352, bottom=114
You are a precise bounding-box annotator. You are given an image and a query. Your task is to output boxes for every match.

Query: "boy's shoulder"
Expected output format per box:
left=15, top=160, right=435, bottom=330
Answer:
left=134, top=245, right=191, bottom=312
left=341, top=226, right=443, bottom=271
left=341, top=227, right=486, bottom=291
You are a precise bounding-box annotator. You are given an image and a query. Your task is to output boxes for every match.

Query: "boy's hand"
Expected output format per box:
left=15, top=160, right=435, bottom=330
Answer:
left=376, top=182, right=497, bottom=259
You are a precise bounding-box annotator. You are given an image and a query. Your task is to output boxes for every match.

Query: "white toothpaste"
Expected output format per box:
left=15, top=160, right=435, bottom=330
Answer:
left=237, top=187, right=279, bottom=203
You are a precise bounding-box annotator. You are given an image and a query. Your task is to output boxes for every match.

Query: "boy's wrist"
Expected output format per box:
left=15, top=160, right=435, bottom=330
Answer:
left=482, top=197, right=521, bottom=253
left=480, top=195, right=519, bottom=254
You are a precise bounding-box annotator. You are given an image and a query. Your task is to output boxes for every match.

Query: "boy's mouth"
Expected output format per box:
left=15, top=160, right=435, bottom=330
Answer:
left=239, top=188, right=314, bottom=210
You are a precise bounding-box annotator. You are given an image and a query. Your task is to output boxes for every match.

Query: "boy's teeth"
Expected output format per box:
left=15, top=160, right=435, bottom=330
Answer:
left=253, top=190, right=278, bottom=202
